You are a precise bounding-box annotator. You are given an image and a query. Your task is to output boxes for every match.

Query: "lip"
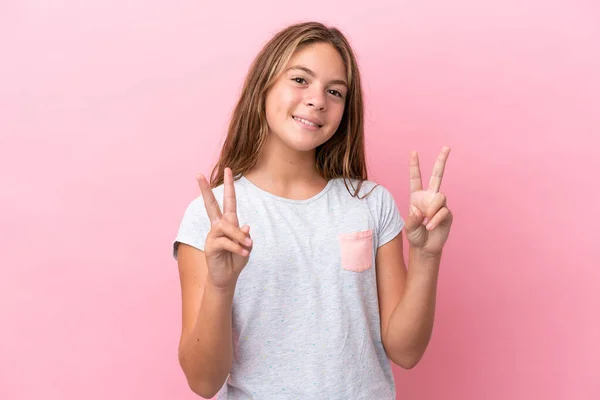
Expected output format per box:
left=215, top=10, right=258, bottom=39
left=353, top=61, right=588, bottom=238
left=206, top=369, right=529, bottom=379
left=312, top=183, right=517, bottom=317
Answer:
left=292, top=115, right=324, bottom=127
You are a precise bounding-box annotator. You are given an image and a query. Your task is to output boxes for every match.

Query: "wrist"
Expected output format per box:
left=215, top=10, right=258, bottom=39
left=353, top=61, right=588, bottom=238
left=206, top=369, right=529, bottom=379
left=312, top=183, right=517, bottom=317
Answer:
left=205, top=279, right=237, bottom=299
left=409, top=246, right=442, bottom=274
left=410, top=246, right=443, bottom=261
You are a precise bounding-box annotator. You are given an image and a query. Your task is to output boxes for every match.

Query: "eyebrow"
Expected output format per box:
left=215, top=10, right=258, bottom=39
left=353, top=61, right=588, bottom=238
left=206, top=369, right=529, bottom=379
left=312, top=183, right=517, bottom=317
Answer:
left=287, top=65, right=348, bottom=88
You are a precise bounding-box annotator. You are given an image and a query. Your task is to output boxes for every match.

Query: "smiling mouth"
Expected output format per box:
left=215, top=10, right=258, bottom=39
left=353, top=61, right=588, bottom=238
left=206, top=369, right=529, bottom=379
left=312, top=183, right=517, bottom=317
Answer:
left=292, top=116, right=323, bottom=128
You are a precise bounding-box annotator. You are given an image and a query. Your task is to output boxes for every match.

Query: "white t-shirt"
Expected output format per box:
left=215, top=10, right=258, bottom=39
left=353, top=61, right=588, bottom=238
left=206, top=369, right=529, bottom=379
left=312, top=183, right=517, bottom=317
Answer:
left=173, top=176, right=405, bottom=399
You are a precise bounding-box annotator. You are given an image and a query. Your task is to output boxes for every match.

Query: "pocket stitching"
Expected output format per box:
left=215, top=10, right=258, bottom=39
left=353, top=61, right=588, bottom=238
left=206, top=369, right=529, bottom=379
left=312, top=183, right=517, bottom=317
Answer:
left=338, top=229, right=374, bottom=273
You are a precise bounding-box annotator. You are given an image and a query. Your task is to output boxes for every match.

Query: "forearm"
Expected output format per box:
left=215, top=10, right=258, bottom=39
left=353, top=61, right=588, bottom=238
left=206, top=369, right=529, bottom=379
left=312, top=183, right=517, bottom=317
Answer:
left=179, top=282, right=234, bottom=397
left=384, top=247, right=441, bottom=368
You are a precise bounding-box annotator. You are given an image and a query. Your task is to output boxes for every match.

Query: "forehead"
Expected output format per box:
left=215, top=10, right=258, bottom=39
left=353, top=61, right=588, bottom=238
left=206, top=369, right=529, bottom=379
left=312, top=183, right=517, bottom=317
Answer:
left=285, top=42, right=346, bottom=79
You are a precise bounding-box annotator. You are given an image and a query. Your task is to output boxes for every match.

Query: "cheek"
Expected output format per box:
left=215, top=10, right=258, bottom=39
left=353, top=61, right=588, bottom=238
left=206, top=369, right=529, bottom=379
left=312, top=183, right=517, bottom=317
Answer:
left=330, top=102, right=345, bottom=124
left=267, top=87, right=297, bottom=119
left=278, top=88, right=302, bottom=111
left=265, top=91, right=281, bottom=125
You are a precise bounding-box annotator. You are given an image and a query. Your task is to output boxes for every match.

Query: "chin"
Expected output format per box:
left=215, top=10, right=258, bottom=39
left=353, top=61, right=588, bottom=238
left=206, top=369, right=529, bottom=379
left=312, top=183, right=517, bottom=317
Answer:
left=285, top=119, right=334, bottom=151
left=277, top=136, right=321, bottom=153
left=286, top=133, right=333, bottom=153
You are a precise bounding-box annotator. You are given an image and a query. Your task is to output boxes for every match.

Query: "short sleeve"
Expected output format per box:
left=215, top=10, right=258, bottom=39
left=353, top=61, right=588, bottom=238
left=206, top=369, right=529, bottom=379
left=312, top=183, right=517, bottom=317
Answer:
left=172, top=196, right=211, bottom=260
left=375, top=185, right=405, bottom=248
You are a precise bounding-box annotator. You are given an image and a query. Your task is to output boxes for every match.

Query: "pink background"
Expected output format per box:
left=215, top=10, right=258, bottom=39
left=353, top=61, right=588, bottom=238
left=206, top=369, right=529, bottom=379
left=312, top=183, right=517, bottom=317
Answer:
left=1, top=1, right=599, bottom=399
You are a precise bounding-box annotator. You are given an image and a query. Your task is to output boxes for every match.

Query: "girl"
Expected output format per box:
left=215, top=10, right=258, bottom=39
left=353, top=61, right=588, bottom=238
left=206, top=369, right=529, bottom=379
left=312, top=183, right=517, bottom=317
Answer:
left=173, top=21, right=453, bottom=399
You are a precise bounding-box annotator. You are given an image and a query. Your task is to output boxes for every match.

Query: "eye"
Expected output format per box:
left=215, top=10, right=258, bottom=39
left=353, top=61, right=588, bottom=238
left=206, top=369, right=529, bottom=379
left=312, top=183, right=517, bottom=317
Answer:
left=292, top=77, right=307, bottom=84
left=328, top=89, right=344, bottom=98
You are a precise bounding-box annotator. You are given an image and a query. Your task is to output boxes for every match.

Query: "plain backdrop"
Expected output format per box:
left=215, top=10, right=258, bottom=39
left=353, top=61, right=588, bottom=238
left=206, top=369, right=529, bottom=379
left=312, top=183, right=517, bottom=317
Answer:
left=1, top=1, right=599, bottom=399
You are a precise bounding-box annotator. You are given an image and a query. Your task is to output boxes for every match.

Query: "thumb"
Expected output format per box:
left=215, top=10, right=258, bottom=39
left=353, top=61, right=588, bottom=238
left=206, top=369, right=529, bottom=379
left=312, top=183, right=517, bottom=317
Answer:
left=404, top=205, right=425, bottom=233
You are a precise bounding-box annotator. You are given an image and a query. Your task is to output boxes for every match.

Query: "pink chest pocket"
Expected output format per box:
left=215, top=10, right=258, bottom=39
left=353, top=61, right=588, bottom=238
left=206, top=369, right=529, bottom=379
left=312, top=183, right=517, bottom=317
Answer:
left=337, top=229, right=374, bottom=273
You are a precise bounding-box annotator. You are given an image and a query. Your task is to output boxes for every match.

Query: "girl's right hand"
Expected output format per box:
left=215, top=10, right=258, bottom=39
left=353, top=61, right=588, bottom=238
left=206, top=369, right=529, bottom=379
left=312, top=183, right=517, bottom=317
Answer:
left=197, top=167, right=253, bottom=292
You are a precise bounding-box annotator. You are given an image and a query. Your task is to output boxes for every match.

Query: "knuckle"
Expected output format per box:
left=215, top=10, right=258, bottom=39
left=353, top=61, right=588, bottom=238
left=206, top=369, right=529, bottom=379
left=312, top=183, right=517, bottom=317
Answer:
left=204, top=241, right=215, bottom=253
left=209, top=226, right=220, bottom=237
left=207, top=226, right=218, bottom=237
left=214, top=218, right=227, bottom=230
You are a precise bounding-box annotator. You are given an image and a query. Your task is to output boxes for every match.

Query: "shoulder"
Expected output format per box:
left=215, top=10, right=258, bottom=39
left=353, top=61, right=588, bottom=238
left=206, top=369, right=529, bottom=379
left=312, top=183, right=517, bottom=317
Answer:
left=330, top=177, right=404, bottom=237
left=329, top=178, right=397, bottom=203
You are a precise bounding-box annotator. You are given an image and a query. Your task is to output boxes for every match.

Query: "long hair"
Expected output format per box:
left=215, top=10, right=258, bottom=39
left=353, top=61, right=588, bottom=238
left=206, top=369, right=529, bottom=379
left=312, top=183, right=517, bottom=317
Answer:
left=209, top=21, right=369, bottom=197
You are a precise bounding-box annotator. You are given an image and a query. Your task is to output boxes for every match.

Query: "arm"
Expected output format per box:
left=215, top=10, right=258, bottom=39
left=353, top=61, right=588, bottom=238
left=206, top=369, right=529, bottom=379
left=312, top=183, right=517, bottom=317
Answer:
left=377, top=146, right=452, bottom=368
left=376, top=234, right=440, bottom=369
left=177, top=243, right=234, bottom=398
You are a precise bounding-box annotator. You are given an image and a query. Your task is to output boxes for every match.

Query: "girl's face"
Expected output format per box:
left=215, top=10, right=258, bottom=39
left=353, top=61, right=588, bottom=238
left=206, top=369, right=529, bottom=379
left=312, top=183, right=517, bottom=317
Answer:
left=264, top=42, right=347, bottom=153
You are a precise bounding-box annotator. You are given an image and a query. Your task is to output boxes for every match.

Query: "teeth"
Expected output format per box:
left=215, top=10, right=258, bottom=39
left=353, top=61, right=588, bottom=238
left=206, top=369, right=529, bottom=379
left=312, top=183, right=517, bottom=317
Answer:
left=294, top=116, right=320, bottom=127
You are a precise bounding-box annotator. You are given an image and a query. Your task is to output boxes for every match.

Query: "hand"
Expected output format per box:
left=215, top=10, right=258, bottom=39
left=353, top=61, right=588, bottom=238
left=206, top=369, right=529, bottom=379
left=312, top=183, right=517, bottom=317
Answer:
left=404, top=147, right=453, bottom=257
left=197, top=167, right=253, bottom=291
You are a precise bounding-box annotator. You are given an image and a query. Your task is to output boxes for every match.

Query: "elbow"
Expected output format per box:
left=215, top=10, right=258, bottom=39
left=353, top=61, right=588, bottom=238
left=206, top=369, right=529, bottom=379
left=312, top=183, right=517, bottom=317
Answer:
left=384, top=343, right=424, bottom=370
left=178, top=353, right=223, bottom=398
left=186, top=378, right=220, bottom=399
left=393, top=354, right=421, bottom=370
left=180, top=364, right=222, bottom=398
left=383, top=334, right=430, bottom=370
left=389, top=350, right=423, bottom=369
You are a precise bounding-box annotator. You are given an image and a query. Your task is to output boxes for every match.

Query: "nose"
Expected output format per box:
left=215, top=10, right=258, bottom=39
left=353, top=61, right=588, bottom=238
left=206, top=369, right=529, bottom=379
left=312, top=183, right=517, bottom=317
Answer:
left=305, top=88, right=326, bottom=111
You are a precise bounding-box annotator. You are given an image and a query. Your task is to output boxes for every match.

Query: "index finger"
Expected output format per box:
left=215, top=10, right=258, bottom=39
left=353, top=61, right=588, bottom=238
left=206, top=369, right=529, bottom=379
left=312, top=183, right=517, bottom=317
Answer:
left=197, top=173, right=222, bottom=224
left=428, top=146, right=451, bottom=192
left=409, top=151, right=423, bottom=193
left=222, top=167, right=237, bottom=218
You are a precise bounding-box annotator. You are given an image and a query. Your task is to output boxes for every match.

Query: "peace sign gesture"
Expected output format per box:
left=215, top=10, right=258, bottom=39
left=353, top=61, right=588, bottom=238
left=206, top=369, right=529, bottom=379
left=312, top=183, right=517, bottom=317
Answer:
left=404, top=147, right=453, bottom=257
left=197, top=167, right=253, bottom=291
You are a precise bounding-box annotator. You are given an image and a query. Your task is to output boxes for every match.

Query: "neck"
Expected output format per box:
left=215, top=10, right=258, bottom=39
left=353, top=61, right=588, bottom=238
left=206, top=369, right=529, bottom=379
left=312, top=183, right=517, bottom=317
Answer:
left=244, top=135, right=328, bottom=199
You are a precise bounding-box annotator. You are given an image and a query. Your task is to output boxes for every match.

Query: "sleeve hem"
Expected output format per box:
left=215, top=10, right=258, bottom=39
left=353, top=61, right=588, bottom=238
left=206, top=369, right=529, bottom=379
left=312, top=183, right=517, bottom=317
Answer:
left=377, top=220, right=404, bottom=248
left=172, top=236, right=205, bottom=260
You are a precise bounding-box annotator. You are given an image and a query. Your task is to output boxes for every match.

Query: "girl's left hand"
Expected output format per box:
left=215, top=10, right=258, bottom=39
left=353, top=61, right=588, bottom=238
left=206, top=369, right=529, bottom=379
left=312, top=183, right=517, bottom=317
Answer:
left=404, top=146, right=453, bottom=257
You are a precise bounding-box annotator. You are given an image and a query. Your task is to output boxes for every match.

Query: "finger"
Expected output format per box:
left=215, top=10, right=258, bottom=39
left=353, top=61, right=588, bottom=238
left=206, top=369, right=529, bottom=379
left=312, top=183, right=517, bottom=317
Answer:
left=241, top=224, right=251, bottom=237
left=222, top=167, right=238, bottom=222
left=197, top=173, right=222, bottom=224
left=428, top=146, right=451, bottom=192
left=211, top=237, right=250, bottom=257
left=425, top=207, right=451, bottom=231
left=425, top=192, right=447, bottom=220
left=404, top=205, right=426, bottom=233
left=409, top=151, right=423, bottom=193
left=212, top=220, right=253, bottom=248
left=241, top=225, right=253, bottom=252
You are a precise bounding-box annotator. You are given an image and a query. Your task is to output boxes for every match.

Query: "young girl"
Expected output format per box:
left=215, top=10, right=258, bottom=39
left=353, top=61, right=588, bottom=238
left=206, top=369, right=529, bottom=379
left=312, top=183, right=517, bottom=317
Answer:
left=173, top=21, right=453, bottom=399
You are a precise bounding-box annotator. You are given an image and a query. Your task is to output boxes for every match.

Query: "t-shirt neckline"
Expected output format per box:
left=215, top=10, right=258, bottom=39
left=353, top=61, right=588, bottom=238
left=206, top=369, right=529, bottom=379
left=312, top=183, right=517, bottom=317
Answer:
left=238, top=175, right=334, bottom=204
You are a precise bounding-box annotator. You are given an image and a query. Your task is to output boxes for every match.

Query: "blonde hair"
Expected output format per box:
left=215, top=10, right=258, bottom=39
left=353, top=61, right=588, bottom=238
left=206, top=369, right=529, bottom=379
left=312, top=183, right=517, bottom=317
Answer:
left=210, top=21, right=369, bottom=197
